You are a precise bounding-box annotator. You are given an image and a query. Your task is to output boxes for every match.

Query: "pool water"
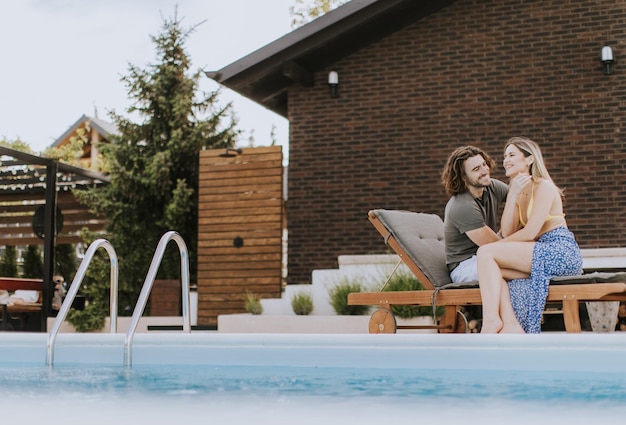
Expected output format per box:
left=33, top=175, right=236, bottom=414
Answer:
left=1, top=364, right=626, bottom=423
left=2, top=332, right=626, bottom=423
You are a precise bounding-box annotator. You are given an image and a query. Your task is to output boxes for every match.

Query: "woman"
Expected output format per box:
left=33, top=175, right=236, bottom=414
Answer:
left=477, top=137, right=582, bottom=333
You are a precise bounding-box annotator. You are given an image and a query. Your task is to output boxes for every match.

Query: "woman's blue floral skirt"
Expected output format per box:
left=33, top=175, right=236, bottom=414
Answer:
left=508, top=227, right=583, bottom=333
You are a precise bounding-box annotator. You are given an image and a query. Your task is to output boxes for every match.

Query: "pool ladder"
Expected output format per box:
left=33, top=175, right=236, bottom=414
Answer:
left=124, top=231, right=191, bottom=366
left=46, top=231, right=191, bottom=367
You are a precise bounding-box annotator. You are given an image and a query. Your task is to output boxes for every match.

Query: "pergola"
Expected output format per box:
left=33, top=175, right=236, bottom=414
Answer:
left=0, top=146, right=109, bottom=328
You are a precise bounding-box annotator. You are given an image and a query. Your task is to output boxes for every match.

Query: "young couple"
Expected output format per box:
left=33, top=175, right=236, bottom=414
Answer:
left=442, top=137, right=583, bottom=334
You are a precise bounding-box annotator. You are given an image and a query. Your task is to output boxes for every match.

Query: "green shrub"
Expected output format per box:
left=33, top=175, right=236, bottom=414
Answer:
left=0, top=246, right=18, bottom=277
left=244, top=292, right=263, bottom=315
left=22, top=245, right=43, bottom=278
left=67, top=304, right=107, bottom=332
left=328, top=278, right=370, bottom=315
left=291, top=291, right=314, bottom=315
left=382, top=272, right=445, bottom=319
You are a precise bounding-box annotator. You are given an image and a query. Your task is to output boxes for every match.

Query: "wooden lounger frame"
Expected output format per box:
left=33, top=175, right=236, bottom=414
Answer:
left=0, top=277, right=43, bottom=331
left=347, top=210, right=626, bottom=333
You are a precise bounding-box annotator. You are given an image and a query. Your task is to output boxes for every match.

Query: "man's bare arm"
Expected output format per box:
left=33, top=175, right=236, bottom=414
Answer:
left=465, top=225, right=501, bottom=246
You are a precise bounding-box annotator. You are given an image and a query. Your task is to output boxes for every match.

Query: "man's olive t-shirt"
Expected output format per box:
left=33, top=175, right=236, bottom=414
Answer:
left=444, top=179, right=508, bottom=272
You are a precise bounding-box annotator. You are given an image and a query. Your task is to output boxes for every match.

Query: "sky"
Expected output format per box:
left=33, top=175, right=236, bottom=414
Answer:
left=0, top=0, right=295, bottom=161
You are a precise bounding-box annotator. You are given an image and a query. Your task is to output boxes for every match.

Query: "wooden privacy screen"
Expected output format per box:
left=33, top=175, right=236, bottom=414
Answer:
left=0, top=190, right=105, bottom=246
left=197, top=146, right=283, bottom=327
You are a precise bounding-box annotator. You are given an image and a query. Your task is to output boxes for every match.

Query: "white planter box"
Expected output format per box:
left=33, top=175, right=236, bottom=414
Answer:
left=217, top=314, right=436, bottom=334
left=46, top=316, right=188, bottom=333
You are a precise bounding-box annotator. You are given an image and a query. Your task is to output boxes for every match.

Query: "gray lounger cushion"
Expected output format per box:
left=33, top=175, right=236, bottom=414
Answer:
left=550, top=272, right=626, bottom=285
left=372, top=209, right=452, bottom=287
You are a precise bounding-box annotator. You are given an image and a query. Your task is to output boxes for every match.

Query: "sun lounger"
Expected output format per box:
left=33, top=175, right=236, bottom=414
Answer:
left=347, top=209, right=626, bottom=333
left=0, top=277, right=43, bottom=331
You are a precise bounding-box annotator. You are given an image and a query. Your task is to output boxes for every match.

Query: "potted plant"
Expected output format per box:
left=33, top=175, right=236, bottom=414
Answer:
left=291, top=291, right=314, bottom=315
left=328, top=277, right=370, bottom=315
left=382, top=271, right=444, bottom=320
left=244, top=292, right=263, bottom=315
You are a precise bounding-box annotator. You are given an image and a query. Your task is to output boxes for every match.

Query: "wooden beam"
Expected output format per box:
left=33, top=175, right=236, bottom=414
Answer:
left=281, top=61, right=314, bottom=87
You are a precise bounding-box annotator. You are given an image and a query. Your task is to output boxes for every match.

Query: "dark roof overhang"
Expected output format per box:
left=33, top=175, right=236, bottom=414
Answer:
left=206, top=0, right=457, bottom=117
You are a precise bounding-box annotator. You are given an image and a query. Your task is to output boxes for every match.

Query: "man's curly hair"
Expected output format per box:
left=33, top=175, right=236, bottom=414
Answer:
left=441, top=145, right=495, bottom=196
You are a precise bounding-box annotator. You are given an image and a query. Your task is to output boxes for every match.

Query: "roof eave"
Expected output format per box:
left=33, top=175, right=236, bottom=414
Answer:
left=206, top=0, right=457, bottom=117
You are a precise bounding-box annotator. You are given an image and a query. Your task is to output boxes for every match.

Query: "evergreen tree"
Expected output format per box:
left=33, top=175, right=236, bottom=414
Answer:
left=22, top=245, right=43, bottom=278
left=54, top=244, right=77, bottom=285
left=74, top=12, right=238, bottom=328
left=0, top=246, right=18, bottom=277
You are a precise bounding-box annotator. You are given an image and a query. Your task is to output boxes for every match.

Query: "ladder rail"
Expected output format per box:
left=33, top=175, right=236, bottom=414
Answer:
left=124, top=231, right=191, bottom=367
left=46, top=239, right=118, bottom=366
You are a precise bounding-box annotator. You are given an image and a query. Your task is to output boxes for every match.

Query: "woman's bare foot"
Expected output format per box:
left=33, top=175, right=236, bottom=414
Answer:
left=480, top=318, right=503, bottom=333
left=501, top=322, right=525, bottom=334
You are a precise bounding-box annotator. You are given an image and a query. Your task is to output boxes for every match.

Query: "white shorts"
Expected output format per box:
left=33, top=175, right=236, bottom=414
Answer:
left=450, top=255, right=478, bottom=283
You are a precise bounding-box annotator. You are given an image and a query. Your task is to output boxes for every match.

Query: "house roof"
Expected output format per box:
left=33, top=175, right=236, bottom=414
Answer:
left=206, top=0, right=457, bottom=117
left=51, top=114, right=118, bottom=148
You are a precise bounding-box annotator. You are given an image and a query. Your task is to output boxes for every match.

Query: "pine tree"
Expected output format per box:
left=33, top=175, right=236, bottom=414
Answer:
left=54, top=244, right=77, bottom=285
left=22, top=245, right=43, bottom=278
left=73, top=11, right=238, bottom=328
left=0, top=246, right=18, bottom=277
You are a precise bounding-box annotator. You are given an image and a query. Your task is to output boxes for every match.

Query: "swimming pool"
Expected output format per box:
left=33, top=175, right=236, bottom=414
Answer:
left=1, top=333, right=626, bottom=424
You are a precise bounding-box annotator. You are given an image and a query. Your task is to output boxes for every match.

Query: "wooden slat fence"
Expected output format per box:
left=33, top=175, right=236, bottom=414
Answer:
left=197, top=146, right=283, bottom=327
left=0, top=190, right=105, bottom=246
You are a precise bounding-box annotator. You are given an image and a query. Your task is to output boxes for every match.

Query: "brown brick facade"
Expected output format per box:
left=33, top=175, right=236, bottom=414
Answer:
left=286, top=0, right=626, bottom=284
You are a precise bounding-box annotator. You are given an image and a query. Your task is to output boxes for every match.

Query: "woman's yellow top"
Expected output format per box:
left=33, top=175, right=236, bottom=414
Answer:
left=518, top=183, right=564, bottom=227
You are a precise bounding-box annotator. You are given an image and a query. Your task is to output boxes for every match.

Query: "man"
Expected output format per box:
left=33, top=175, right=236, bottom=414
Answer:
left=441, top=146, right=508, bottom=283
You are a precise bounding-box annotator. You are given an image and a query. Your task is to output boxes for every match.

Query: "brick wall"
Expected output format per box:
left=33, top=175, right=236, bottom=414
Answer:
left=286, top=0, right=626, bottom=284
left=149, top=279, right=181, bottom=316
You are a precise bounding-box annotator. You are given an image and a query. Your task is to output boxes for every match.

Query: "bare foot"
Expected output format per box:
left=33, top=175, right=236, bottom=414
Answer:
left=500, top=322, right=525, bottom=334
left=480, top=318, right=503, bottom=333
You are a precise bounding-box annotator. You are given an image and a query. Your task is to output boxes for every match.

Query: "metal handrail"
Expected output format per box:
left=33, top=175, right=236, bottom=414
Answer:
left=46, top=239, right=118, bottom=366
left=124, top=231, right=191, bottom=366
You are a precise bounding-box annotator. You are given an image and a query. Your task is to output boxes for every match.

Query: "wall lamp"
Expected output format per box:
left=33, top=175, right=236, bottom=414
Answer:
left=328, top=71, right=339, bottom=98
left=219, top=147, right=242, bottom=157
left=601, top=46, right=614, bottom=75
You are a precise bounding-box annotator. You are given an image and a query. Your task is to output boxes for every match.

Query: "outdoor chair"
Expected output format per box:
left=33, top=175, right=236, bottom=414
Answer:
left=347, top=209, right=626, bottom=333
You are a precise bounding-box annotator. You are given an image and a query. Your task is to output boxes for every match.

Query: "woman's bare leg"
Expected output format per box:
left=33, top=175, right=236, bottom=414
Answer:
left=498, top=268, right=529, bottom=333
left=477, top=242, right=534, bottom=333
left=499, top=280, right=525, bottom=333
left=477, top=247, right=505, bottom=333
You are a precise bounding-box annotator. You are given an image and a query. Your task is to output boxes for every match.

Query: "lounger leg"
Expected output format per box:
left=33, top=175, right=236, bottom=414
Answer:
left=438, top=306, right=462, bottom=333
left=562, top=298, right=582, bottom=333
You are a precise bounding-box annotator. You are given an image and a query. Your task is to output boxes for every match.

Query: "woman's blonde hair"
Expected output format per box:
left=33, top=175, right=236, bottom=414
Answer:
left=505, top=136, right=563, bottom=195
